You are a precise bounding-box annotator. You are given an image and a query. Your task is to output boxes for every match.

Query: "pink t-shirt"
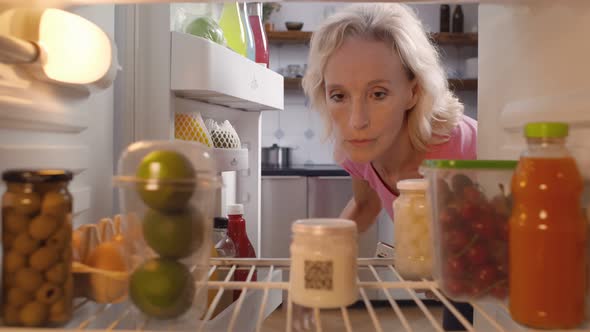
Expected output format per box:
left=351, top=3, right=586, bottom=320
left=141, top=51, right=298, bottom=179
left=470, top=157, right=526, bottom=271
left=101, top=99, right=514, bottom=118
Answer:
left=340, top=115, right=477, bottom=219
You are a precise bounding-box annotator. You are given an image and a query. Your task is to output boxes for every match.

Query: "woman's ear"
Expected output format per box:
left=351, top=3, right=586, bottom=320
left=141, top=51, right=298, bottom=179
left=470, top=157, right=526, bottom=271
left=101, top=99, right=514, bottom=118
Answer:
left=405, top=79, right=419, bottom=111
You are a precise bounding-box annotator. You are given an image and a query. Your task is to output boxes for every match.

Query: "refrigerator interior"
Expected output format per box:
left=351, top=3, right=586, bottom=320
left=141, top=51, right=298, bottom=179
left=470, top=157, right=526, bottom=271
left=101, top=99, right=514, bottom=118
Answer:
left=0, top=0, right=589, bottom=331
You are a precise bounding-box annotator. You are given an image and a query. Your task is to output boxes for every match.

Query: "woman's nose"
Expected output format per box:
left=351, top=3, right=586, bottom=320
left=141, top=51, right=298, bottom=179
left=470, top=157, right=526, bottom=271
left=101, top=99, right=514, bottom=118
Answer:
left=349, top=99, right=369, bottom=130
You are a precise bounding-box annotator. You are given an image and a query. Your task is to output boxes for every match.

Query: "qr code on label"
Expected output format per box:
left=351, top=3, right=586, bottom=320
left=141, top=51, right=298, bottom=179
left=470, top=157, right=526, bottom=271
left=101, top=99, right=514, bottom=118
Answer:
left=304, top=260, right=333, bottom=290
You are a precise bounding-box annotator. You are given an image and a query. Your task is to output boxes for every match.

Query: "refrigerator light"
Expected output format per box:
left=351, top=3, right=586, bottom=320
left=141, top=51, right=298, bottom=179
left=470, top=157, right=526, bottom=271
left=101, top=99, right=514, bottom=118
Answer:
left=0, top=8, right=118, bottom=90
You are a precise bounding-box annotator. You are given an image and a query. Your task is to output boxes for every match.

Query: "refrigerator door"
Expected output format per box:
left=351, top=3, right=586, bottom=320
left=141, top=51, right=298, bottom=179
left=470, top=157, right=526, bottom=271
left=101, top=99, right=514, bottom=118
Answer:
left=477, top=0, right=590, bottom=325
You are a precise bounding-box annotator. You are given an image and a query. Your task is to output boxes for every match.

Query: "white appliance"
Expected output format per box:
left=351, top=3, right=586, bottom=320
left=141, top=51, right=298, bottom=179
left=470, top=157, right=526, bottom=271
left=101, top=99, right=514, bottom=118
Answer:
left=0, top=0, right=589, bottom=331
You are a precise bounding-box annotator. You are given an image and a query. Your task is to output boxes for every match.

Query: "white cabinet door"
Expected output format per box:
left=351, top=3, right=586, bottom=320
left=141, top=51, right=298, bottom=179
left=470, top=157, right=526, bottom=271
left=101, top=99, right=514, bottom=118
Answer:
left=261, top=176, right=307, bottom=258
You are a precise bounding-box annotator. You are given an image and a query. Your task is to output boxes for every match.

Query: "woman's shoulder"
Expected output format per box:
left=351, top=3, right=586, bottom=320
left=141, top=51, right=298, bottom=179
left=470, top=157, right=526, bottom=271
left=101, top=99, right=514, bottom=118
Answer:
left=427, top=115, right=477, bottom=160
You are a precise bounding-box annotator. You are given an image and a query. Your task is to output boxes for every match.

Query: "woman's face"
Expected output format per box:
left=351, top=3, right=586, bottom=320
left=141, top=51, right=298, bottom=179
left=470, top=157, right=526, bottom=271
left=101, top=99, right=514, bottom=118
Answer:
left=324, top=37, right=417, bottom=164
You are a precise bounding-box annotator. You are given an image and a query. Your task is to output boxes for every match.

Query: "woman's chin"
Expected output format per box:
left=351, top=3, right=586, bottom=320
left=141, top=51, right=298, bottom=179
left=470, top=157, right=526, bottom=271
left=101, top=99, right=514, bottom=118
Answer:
left=343, top=147, right=377, bottom=164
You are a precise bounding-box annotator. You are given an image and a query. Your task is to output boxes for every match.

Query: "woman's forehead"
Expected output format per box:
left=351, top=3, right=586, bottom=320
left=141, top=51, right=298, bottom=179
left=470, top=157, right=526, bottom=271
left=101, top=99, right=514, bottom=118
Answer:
left=324, top=37, right=407, bottom=85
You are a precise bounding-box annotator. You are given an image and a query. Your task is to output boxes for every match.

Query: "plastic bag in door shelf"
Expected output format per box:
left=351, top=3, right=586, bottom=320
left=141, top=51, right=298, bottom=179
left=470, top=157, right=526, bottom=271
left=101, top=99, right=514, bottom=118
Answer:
left=114, top=140, right=220, bottom=327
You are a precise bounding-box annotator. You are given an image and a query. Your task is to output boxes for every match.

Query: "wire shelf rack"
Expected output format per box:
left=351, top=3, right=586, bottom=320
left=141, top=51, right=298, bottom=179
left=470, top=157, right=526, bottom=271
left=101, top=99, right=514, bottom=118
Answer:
left=11, top=258, right=589, bottom=332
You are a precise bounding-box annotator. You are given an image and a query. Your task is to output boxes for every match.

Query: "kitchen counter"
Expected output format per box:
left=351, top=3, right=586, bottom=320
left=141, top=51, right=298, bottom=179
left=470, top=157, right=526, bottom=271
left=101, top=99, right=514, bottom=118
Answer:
left=262, top=164, right=349, bottom=177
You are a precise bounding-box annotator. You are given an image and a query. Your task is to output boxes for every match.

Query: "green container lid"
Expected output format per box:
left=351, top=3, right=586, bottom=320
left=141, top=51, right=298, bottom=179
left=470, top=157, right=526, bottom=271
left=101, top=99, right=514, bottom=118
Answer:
left=524, top=122, right=569, bottom=138
left=421, top=159, right=518, bottom=169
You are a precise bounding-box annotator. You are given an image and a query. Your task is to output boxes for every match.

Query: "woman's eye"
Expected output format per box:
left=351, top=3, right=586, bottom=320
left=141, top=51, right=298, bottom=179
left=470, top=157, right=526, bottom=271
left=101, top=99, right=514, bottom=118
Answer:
left=373, top=91, right=387, bottom=100
left=330, top=93, right=345, bottom=102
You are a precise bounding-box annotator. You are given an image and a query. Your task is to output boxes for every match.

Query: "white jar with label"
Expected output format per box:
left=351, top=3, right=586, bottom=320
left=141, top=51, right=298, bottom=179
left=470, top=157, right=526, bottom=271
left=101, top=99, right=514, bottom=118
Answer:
left=393, top=179, right=433, bottom=280
left=289, top=219, right=358, bottom=308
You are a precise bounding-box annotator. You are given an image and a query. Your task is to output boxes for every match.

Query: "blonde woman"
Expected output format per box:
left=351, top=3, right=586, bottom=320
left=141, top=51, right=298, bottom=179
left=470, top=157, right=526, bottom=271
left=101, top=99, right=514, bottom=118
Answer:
left=303, top=3, right=476, bottom=232
left=302, top=3, right=476, bottom=329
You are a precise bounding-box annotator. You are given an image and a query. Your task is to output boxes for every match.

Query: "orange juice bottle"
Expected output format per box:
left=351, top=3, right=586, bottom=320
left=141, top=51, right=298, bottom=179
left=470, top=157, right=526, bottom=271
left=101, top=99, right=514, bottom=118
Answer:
left=510, top=122, right=587, bottom=329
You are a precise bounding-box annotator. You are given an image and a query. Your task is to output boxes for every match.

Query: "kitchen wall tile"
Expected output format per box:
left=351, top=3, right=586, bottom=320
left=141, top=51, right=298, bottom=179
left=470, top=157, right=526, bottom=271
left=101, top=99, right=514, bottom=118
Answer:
left=261, top=111, right=279, bottom=137
left=309, top=109, right=329, bottom=138
left=273, top=128, right=285, bottom=140
left=284, top=91, right=305, bottom=106
left=279, top=135, right=312, bottom=165
left=285, top=103, right=308, bottom=113
left=309, top=138, right=336, bottom=164
left=262, top=135, right=276, bottom=148
left=279, top=110, right=309, bottom=137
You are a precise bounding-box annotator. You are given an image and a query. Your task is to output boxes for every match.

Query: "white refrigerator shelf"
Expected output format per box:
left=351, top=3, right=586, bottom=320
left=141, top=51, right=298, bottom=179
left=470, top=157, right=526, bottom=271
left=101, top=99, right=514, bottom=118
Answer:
left=3, top=258, right=588, bottom=332
left=171, top=32, right=284, bottom=112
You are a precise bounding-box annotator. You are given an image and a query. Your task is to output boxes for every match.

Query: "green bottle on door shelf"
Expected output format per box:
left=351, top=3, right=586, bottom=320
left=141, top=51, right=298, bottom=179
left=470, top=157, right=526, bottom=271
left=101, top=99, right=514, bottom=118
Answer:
left=219, top=2, right=247, bottom=57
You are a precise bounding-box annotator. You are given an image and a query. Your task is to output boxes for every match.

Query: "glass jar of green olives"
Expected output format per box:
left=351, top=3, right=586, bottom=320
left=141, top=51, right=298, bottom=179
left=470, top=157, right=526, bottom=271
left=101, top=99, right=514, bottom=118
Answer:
left=2, top=170, right=73, bottom=327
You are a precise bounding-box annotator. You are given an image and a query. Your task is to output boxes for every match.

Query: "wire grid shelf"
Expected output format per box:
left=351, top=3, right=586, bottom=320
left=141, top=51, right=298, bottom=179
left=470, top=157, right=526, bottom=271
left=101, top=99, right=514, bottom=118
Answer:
left=17, top=258, right=590, bottom=332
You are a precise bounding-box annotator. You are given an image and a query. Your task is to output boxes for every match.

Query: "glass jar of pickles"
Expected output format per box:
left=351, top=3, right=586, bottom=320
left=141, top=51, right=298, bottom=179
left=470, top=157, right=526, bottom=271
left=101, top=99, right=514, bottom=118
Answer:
left=2, top=170, right=73, bottom=327
left=393, top=179, right=433, bottom=280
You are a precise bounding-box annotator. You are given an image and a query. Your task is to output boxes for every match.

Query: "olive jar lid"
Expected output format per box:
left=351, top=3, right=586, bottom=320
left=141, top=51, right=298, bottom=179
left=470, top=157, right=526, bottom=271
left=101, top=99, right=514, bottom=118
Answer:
left=2, top=169, right=73, bottom=183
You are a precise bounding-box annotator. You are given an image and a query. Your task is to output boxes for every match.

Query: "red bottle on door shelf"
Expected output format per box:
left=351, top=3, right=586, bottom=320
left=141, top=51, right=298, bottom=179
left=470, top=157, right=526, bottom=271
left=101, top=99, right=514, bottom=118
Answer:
left=247, top=2, right=269, bottom=67
left=227, top=204, right=257, bottom=300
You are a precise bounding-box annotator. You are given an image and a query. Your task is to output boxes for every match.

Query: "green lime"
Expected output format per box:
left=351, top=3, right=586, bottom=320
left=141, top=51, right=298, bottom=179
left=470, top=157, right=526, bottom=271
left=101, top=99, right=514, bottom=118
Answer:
left=129, top=258, right=195, bottom=320
left=136, top=150, right=195, bottom=212
left=185, top=17, right=226, bottom=46
left=142, top=208, right=205, bottom=259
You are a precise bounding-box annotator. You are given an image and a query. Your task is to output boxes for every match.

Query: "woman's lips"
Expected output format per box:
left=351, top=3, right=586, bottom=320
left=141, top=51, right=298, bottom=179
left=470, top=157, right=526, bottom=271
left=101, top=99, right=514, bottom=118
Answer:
left=347, top=139, right=376, bottom=147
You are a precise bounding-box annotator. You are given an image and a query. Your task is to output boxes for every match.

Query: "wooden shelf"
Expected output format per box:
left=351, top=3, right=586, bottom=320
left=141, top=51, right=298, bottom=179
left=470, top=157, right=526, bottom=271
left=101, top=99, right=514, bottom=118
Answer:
left=284, top=77, right=477, bottom=91
left=431, top=33, right=478, bottom=46
left=267, top=30, right=313, bottom=44
left=267, top=30, right=477, bottom=47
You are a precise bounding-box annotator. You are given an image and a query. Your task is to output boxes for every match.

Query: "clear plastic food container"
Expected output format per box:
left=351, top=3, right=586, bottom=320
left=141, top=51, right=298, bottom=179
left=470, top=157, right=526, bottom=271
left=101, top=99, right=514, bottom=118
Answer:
left=420, top=160, right=517, bottom=302
left=113, top=140, right=220, bottom=326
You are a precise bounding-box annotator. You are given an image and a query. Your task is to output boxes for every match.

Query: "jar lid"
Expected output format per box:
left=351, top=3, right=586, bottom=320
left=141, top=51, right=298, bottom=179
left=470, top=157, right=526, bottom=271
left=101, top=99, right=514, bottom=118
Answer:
left=2, top=169, right=73, bottom=183
left=396, top=179, right=427, bottom=191
left=525, top=122, right=569, bottom=138
left=292, top=218, right=357, bottom=236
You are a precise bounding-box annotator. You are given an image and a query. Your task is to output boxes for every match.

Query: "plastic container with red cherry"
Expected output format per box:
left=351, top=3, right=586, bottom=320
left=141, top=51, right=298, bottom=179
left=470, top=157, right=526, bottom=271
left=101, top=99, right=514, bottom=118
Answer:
left=420, top=160, right=517, bottom=302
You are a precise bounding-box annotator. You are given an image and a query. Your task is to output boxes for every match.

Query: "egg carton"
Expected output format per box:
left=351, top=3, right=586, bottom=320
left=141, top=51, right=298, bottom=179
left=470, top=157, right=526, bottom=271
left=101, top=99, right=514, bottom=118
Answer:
left=72, top=214, right=143, bottom=304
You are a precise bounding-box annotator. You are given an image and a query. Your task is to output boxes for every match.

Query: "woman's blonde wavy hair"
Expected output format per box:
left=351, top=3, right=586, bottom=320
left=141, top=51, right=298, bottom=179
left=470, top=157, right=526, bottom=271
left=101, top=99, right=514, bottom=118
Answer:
left=302, top=3, right=464, bottom=151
